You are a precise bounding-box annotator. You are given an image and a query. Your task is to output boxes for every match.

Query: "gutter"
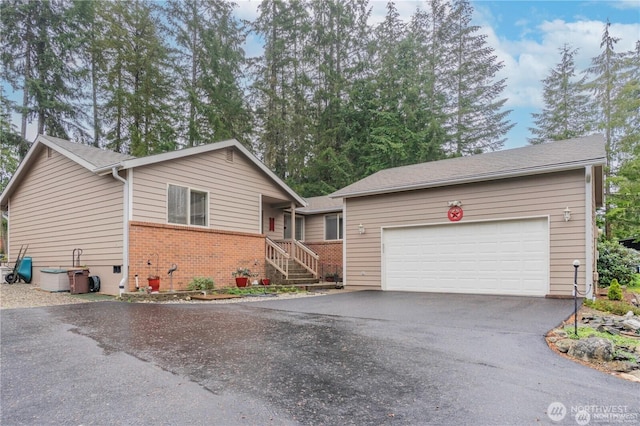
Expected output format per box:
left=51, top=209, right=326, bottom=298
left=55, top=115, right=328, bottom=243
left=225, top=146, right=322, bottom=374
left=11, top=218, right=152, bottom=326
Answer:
left=111, top=167, right=129, bottom=296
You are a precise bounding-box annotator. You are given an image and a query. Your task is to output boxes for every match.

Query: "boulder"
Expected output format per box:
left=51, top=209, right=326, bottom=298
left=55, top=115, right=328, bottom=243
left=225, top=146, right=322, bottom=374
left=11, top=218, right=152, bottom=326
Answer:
left=608, top=361, right=636, bottom=373
left=622, top=318, right=640, bottom=332
left=552, top=329, right=568, bottom=338
left=554, top=339, right=575, bottom=353
left=568, top=337, right=614, bottom=362
left=597, top=325, right=620, bottom=335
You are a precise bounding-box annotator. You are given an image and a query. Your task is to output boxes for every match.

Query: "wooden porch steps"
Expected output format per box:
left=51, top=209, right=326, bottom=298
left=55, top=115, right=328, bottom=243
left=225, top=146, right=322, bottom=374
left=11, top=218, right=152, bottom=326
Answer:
left=266, top=262, right=319, bottom=286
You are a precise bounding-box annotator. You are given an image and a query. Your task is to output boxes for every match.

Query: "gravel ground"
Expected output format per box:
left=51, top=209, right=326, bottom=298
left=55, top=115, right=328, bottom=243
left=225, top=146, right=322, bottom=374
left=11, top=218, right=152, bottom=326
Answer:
left=0, top=284, right=96, bottom=309
left=0, top=283, right=329, bottom=309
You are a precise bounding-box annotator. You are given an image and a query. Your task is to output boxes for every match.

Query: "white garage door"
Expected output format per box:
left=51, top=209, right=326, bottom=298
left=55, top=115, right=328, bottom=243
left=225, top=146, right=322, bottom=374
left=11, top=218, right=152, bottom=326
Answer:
left=382, top=218, right=549, bottom=296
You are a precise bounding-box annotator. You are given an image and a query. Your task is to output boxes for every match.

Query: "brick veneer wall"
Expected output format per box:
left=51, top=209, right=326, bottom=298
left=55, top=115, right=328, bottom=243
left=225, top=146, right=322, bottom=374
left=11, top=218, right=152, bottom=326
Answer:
left=129, top=221, right=265, bottom=292
left=304, top=240, right=343, bottom=278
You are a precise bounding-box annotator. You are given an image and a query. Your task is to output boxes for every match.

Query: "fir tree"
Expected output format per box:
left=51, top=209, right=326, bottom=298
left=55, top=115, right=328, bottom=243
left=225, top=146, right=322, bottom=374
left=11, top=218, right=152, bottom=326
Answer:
left=585, top=21, right=624, bottom=238
left=1, top=0, right=86, bottom=146
left=529, top=44, right=590, bottom=144
left=166, top=0, right=249, bottom=148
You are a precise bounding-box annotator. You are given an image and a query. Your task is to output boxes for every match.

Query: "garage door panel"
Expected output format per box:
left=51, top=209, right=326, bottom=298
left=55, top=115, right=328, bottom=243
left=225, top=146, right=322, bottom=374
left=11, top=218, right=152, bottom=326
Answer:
left=383, top=218, right=549, bottom=296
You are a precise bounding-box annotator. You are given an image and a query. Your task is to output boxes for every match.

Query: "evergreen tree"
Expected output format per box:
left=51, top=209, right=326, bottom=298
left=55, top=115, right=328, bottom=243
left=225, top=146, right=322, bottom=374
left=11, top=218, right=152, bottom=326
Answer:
left=72, top=0, right=108, bottom=147
left=344, top=2, right=443, bottom=179
left=446, top=0, right=512, bottom=155
left=301, top=0, right=371, bottom=194
left=607, top=41, right=640, bottom=239
left=529, top=44, right=590, bottom=144
left=100, top=0, right=177, bottom=155
left=0, top=89, right=21, bottom=192
left=1, top=0, right=86, bottom=146
left=166, top=0, right=250, bottom=148
left=585, top=21, right=624, bottom=238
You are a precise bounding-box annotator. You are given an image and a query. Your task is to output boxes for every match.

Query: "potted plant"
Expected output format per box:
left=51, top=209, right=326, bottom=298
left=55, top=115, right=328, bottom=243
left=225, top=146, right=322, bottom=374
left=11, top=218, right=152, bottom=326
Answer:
left=232, top=267, right=252, bottom=287
left=147, top=254, right=160, bottom=292
left=261, top=278, right=271, bottom=286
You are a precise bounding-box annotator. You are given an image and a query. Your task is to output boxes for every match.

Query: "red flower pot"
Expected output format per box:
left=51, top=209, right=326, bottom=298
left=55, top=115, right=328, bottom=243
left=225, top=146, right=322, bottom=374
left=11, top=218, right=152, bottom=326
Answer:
left=235, top=277, right=249, bottom=287
left=148, top=277, right=160, bottom=292
left=261, top=278, right=270, bottom=286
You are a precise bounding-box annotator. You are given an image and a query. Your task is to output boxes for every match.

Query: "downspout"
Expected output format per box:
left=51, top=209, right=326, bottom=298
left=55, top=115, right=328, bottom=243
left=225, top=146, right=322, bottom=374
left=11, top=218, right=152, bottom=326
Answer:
left=584, top=165, right=595, bottom=300
left=112, top=167, right=129, bottom=296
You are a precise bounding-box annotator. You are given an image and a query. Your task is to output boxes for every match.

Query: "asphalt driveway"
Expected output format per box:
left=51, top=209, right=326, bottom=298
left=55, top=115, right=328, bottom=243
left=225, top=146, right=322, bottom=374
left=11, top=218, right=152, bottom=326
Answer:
left=1, top=291, right=638, bottom=425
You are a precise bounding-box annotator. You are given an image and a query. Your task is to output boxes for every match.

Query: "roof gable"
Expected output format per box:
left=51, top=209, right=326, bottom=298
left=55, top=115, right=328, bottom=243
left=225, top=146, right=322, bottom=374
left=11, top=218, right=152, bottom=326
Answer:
left=1, top=135, right=306, bottom=209
left=41, top=135, right=135, bottom=170
left=331, top=135, right=606, bottom=198
left=117, top=139, right=306, bottom=207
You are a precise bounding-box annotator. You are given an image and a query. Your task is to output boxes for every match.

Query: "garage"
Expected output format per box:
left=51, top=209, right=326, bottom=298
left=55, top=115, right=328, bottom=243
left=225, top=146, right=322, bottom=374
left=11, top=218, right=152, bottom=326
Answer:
left=382, top=218, right=549, bottom=296
left=331, top=136, right=605, bottom=296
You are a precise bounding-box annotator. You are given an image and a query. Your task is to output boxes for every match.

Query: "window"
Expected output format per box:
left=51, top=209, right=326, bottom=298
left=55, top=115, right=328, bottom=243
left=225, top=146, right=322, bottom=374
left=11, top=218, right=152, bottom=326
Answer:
left=168, top=184, right=208, bottom=226
left=284, top=214, right=304, bottom=240
left=325, top=213, right=343, bottom=240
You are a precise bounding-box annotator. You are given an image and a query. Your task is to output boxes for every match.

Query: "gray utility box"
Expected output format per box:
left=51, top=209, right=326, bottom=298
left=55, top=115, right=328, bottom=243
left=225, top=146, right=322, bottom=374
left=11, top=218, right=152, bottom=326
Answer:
left=40, top=269, right=70, bottom=292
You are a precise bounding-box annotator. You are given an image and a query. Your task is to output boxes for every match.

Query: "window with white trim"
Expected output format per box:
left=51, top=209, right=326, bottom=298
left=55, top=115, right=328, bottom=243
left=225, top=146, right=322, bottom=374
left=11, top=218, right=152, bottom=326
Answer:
left=325, top=213, right=343, bottom=240
left=168, top=184, right=208, bottom=226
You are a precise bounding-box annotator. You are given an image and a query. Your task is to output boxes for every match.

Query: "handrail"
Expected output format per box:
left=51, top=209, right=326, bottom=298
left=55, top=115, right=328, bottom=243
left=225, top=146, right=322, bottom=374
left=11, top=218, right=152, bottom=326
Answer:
left=267, top=238, right=319, bottom=279
left=292, top=240, right=319, bottom=278
left=265, top=237, right=290, bottom=278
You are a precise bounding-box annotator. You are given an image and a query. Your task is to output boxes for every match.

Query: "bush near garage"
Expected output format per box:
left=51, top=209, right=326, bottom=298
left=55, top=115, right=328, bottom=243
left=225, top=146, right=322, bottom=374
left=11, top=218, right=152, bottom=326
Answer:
left=607, top=279, right=623, bottom=301
left=597, top=239, right=640, bottom=287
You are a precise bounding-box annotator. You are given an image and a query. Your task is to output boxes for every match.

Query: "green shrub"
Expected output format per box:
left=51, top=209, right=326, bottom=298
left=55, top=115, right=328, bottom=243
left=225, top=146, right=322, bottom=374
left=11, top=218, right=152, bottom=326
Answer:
left=187, top=277, right=215, bottom=291
left=584, top=298, right=640, bottom=316
left=607, top=279, right=623, bottom=301
left=597, top=239, right=640, bottom=287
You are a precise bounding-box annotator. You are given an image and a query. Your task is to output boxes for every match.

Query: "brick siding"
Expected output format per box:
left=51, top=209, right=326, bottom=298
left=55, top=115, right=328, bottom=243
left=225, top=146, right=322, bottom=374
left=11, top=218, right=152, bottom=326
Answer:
left=304, top=241, right=343, bottom=278
left=129, top=221, right=265, bottom=292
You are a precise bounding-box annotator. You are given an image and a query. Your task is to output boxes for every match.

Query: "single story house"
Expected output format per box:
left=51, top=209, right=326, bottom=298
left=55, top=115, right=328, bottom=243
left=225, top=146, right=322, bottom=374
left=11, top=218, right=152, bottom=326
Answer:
left=0, top=135, right=316, bottom=294
left=330, top=135, right=606, bottom=298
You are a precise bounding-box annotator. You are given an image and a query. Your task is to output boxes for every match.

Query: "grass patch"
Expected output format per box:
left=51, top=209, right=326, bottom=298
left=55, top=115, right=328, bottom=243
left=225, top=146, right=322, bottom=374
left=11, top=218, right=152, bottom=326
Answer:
left=584, top=298, right=640, bottom=316
left=70, top=292, right=116, bottom=302
left=564, top=326, right=640, bottom=348
left=225, top=286, right=303, bottom=296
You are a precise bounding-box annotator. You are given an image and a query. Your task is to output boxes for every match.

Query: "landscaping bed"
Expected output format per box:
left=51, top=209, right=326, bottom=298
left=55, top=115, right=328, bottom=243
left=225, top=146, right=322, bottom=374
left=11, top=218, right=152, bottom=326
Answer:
left=547, top=287, right=640, bottom=382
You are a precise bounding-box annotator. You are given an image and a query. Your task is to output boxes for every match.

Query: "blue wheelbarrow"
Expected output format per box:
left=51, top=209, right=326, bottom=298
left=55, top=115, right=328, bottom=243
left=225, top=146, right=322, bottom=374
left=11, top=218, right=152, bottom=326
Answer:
left=5, top=245, right=32, bottom=284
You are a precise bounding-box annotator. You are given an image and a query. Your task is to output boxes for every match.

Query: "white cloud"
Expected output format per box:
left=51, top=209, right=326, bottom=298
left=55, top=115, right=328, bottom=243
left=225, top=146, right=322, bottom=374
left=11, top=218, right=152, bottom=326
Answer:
left=234, top=1, right=261, bottom=22
left=479, top=19, right=640, bottom=109
left=610, top=0, right=640, bottom=9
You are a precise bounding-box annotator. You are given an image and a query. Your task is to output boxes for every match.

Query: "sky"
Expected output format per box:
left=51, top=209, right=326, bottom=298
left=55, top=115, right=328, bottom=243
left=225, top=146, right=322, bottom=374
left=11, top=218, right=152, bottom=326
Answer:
left=7, top=0, right=640, bottom=151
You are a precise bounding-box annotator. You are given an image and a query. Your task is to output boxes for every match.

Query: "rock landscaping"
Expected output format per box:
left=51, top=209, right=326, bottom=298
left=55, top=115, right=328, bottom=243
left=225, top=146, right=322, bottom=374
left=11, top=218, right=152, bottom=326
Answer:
left=547, top=306, right=640, bottom=383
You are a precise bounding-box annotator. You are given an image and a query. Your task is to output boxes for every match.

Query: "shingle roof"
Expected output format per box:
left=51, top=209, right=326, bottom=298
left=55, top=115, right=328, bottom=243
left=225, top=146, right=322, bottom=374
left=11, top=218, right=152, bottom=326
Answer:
left=297, top=195, right=342, bottom=214
left=331, top=135, right=606, bottom=198
left=2, top=134, right=307, bottom=209
left=40, top=135, right=134, bottom=170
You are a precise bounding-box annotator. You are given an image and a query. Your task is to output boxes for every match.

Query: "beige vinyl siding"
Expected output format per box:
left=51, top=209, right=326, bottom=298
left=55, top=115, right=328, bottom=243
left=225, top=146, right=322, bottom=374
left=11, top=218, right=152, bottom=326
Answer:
left=131, top=148, right=294, bottom=233
left=8, top=147, right=124, bottom=269
left=303, top=214, right=327, bottom=242
left=262, top=205, right=284, bottom=240
left=345, top=170, right=586, bottom=296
